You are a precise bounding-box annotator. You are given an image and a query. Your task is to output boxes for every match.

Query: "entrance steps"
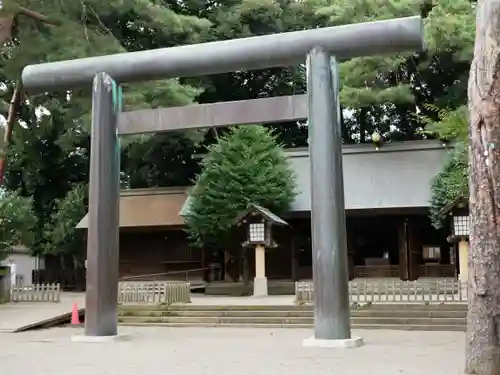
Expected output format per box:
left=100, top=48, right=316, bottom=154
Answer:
left=118, top=303, right=467, bottom=331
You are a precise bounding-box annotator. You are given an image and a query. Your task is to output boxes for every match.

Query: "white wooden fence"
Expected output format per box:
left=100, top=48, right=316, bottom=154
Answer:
left=295, top=279, right=468, bottom=305
left=118, top=281, right=191, bottom=305
left=10, top=283, right=61, bottom=303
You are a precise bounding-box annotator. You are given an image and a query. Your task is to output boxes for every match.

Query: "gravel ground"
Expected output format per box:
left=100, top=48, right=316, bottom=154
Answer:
left=0, top=327, right=465, bottom=375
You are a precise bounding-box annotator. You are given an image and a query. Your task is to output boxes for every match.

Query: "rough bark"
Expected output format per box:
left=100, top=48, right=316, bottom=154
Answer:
left=466, top=1, right=500, bottom=374
left=0, top=85, right=22, bottom=185
left=0, top=5, right=60, bottom=43
left=0, top=16, right=14, bottom=44
left=16, top=6, right=61, bottom=26
left=0, top=4, right=59, bottom=186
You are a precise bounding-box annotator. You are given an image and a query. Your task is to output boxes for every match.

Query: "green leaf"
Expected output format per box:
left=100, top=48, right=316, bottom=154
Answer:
left=185, top=126, right=297, bottom=247
left=0, top=189, right=37, bottom=261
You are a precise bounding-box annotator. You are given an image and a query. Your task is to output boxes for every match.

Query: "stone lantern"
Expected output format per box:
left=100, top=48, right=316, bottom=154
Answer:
left=236, top=204, right=288, bottom=296
left=439, top=196, right=469, bottom=284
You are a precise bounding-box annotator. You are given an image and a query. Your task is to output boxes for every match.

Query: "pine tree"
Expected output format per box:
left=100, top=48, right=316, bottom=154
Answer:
left=0, top=0, right=211, bottom=256
left=310, top=0, right=475, bottom=142
left=185, top=126, right=297, bottom=246
left=0, top=189, right=36, bottom=262
left=417, top=104, right=468, bottom=227
left=43, top=183, right=88, bottom=267
left=191, top=0, right=323, bottom=148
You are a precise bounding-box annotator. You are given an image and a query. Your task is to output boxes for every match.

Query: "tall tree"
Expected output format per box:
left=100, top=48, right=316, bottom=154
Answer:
left=311, top=0, right=474, bottom=143
left=0, top=0, right=210, bottom=177
left=176, top=0, right=323, bottom=148
left=121, top=132, right=203, bottom=188
left=419, top=105, right=469, bottom=227
left=185, top=125, right=297, bottom=247
left=43, top=183, right=88, bottom=268
left=0, top=3, right=60, bottom=185
left=0, top=0, right=211, bottom=255
left=121, top=0, right=325, bottom=184
left=0, top=190, right=37, bottom=262
left=466, top=1, right=500, bottom=374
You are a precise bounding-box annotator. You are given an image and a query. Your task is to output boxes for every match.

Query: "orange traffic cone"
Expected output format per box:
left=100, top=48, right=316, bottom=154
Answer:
left=71, top=302, right=80, bottom=325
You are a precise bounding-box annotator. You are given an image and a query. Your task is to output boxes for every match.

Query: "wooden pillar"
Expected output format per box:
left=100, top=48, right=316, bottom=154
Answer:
left=406, top=219, right=420, bottom=281
left=224, top=250, right=232, bottom=281
left=201, top=246, right=207, bottom=281
left=291, top=233, right=298, bottom=281
left=255, top=245, right=265, bottom=278
left=347, top=229, right=355, bottom=280
left=253, top=245, right=267, bottom=296
left=458, top=238, right=469, bottom=283
left=398, top=218, right=409, bottom=280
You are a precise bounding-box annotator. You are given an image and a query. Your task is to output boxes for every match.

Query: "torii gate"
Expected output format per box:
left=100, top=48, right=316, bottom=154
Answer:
left=22, top=16, right=424, bottom=345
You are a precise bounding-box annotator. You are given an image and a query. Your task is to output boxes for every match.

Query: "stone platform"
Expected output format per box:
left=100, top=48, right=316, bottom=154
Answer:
left=0, top=292, right=85, bottom=333
left=0, top=326, right=465, bottom=375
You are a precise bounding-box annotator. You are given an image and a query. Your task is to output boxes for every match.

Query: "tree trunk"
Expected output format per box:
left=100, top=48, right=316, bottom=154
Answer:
left=0, top=85, right=22, bottom=186
left=17, top=6, right=61, bottom=26
left=467, top=1, right=500, bottom=374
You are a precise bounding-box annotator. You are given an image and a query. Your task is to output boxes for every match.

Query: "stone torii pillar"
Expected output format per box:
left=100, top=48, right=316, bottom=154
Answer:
left=21, top=16, right=424, bottom=343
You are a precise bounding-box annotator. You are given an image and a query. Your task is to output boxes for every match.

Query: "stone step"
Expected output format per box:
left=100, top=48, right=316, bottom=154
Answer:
left=120, top=309, right=466, bottom=319
left=120, top=305, right=311, bottom=312
left=353, top=303, right=467, bottom=311
left=119, top=321, right=466, bottom=331
left=119, top=303, right=467, bottom=312
left=118, top=315, right=465, bottom=326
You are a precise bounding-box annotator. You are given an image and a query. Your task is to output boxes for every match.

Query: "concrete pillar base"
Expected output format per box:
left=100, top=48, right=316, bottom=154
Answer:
left=253, top=277, right=268, bottom=296
left=302, top=336, right=363, bottom=348
left=71, top=334, right=132, bottom=343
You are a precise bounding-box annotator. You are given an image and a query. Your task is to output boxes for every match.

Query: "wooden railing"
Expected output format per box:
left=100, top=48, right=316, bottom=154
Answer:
left=32, top=268, right=86, bottom=291
left=120, top=265, right=219, bottom=283
left=354, top=265, right=400, bottom=278
left=118, top=281, right=191, bottom=305
left=295, top=279, right=467, bottom=305
left=353, top=265, right=457, bottom=278
left=418, top=264, right=456, bottom=278
left=10, top=283, right=61, bottom=303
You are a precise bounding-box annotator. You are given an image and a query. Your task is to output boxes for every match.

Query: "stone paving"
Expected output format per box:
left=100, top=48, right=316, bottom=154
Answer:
left=190, top=294, right=296, bottom=305
left=0, top=327, right=465, bottom=375
left=0, top=292, right=85, bottom=332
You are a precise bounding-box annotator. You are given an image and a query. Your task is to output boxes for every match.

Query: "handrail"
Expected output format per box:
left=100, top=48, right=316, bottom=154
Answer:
left=119, top=265, right=220, bottom=281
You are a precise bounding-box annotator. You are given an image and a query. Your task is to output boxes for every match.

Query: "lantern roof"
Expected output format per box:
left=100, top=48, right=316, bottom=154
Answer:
left=235, top=204, right=288, bottom=227
left=437, top=195, right=468, bottom=218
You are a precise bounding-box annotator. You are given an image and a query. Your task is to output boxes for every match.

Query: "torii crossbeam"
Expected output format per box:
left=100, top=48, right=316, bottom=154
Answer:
left=21, top=16, right=424, bottom=344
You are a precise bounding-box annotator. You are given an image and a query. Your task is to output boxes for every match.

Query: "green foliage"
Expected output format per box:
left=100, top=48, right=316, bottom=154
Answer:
left=190, top=0, right=323, bottom=148
left=122, top=132, right=203, bottom=188
left=418, top=104, right=468, bottom=142
left=429, top=144, right=468, bottom=228
left=185, top=126, right=297, bottom=246
left=0, top=189, right=37, bottom=261
left=311, top=0, right=473, bottom=226
left=1, top=1, right=209, bottom=125
left=312, top=0, right=475, bottom=106
left=0, top=0, right=211, bottom=256
left=43, top=183, right=88, bottom=263
left=424, top=0, right=475, bottom=62
left=417, top=104, right=468, bottom=228
left=308, top=0, right=475, bottom=144
left=5, top=109, right=90, bottom=255
left=0, top=0, right=478, bottom=254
